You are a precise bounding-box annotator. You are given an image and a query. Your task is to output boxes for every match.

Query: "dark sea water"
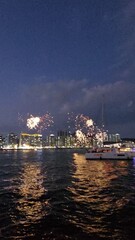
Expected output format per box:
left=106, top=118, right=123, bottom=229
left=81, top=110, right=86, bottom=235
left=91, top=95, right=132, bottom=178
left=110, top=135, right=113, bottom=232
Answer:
left=0, top=149, right=135, bottom=240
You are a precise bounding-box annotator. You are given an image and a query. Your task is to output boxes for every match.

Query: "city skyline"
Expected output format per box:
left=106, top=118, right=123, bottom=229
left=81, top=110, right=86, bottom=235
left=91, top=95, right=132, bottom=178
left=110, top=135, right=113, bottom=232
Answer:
left=0, top=0, right=135, bottom=137
left=0, top=130, right=122, bottom=150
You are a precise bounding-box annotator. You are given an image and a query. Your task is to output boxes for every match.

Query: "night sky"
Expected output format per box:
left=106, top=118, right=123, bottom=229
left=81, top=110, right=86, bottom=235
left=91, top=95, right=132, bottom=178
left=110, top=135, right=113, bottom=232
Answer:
left=0, top=0, right=135, bottom=137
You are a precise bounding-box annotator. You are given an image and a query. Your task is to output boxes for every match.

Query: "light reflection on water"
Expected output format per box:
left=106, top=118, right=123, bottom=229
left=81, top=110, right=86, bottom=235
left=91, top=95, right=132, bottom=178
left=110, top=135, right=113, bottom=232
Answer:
left=68, top=153, right=132, bottom=238
left=11, top=160, right=49, bottom=225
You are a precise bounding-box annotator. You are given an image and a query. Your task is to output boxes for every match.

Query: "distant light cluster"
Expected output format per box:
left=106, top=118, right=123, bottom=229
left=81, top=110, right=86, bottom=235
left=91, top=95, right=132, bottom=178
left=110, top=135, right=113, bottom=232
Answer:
left=18, top=111, right=107, bottom=145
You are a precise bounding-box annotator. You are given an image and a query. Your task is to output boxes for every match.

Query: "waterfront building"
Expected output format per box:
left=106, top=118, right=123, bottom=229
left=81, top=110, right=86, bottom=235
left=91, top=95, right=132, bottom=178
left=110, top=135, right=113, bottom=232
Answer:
left=19, top=133, right=42, bottom=148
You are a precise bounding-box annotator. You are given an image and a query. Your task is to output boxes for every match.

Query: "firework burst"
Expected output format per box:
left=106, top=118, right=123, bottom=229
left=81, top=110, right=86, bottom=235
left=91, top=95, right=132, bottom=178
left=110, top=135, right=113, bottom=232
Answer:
left=18, top=112, right=54, bottom=133
left=26, top=113, right=54, bottom=132
left=73, top=114, right=107, bottom=146
left=74, top=114, right=95, bottom=146
left=27, top=115, right=40, bottom=129
left=75, top=114, right=94, bottom=134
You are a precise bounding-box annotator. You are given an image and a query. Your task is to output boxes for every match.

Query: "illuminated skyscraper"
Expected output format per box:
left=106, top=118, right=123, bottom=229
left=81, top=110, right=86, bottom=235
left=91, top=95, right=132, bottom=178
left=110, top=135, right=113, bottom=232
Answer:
left=7, top=133, right=18, bottom=148
left=108, top=133, right=121, bottom=142
left=0, top=135, right=4, bottom=149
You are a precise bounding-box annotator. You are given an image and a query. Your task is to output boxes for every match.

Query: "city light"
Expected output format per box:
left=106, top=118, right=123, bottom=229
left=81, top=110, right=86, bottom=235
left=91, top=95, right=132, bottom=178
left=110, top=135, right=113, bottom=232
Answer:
left=0, top=112, right=135, bottom=150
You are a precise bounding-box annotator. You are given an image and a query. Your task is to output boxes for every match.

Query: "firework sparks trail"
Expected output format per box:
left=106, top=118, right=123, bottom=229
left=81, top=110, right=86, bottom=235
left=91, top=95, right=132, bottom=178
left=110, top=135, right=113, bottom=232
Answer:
left=74, top=114, right=95, bottom=146
left=67, top=112, right=76, bottom=133
left=86, top=119, right=93, bottom=127
left=76, top=130, right=87, bottom=145
left=74, top=114, right=107, bottom=146
left=27, top=115, right=40, bottom=129
left=75, top=114, right=94, bottom=134
left=18, top=112, right=54, bottom=132
left=95, top=129, right=108, bottom=143
left=26, top=113, right=54, bottom=132
left=18, top=113, right=25, bottom=125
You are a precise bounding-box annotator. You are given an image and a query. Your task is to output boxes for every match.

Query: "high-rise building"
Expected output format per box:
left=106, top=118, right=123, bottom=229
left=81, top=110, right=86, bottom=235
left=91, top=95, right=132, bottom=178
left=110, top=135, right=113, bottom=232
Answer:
left=7, top=133, right=18, bottom=148
left=47, top=134, right=56, bottom=147
left=56, top=131, right=69, bottom=147
left=0, top=135, right=3, bottom=149
left=108, top=133, right=121, bottom=142
left=56, top=131, right=75, bottom=147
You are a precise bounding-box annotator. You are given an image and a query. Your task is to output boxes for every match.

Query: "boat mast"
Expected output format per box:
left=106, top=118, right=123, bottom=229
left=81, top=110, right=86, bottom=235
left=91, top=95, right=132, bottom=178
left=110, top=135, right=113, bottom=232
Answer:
left=101, top=95, right=105, bottom=145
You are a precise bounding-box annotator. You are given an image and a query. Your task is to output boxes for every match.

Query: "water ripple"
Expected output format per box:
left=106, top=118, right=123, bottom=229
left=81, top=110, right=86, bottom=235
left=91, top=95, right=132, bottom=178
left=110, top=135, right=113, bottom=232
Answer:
left=0, top=150, right=135, bottom=239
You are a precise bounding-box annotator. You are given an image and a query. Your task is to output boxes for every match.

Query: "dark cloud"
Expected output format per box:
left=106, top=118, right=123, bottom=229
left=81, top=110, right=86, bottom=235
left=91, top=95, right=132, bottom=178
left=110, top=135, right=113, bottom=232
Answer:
left=123, top=0, right=135, bottom=21
left=18, top=79, right=135, bottom=137
left=0, top=79, right=135, bottom=137
left=108, top=0, right=135, bottom=82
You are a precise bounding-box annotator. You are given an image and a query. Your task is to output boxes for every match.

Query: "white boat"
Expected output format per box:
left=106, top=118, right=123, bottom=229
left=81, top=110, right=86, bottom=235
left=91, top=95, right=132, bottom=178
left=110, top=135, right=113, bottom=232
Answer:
left=119, top=146, right=135, bottom=158
left=85, top=147, right=135, bottom=160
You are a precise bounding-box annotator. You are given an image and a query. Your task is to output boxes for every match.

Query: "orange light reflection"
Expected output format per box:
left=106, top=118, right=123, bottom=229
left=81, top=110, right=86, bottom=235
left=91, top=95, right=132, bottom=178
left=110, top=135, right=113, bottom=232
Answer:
left=67, top=153, right=129, bottom=236
left=12, top=162, right=49, bottom=225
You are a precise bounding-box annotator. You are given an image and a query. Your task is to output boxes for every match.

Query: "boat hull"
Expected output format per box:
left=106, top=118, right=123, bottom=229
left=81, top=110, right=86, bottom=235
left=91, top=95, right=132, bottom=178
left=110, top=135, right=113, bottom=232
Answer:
left=85, top=152, right=133, bottom=160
